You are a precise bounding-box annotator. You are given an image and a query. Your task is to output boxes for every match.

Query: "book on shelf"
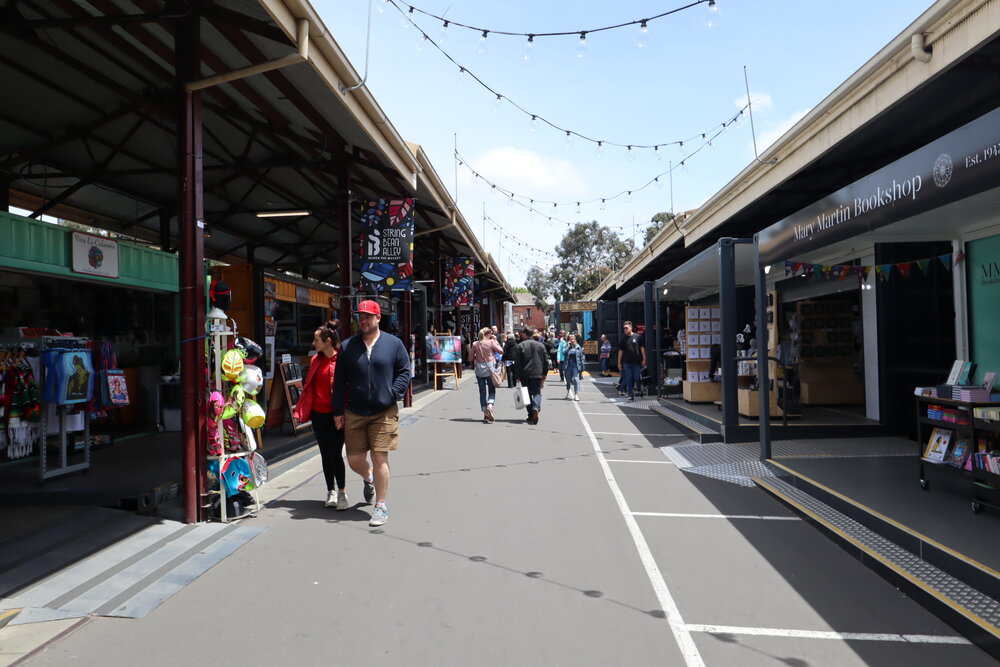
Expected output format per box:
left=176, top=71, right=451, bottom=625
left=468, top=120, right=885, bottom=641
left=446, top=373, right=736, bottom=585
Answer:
left=956, top=361, right=976, bottom=386
left=947, top=437, right=970, bottom=468
left=945, top=360, right=965, bottom=385
left=924, top=427, right=952, bottom=462
left=952, top=385, right=992, bottom=402
left=982, top=371, right=998, bottom=394
left=913, top=386, right=936, bottom=397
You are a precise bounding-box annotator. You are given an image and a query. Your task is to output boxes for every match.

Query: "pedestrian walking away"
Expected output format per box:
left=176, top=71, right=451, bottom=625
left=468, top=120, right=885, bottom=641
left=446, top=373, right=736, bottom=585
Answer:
left=557, top=331, right=568, bottom=383
left=472, top=326, right=503, bottom=423
left=599, top=333, right=612, bottom=377
left=332, top=300, right=411, bottom=527
left=563, top=334, right=584, bottom=401
left=293, top=319, right=348, bottom=510
left=515, top=327, right=548, bottom=424
left=544, top=331, right=560, bottom=381
left=502, top=330, right=518, bottom=387
left=616, top=320, right=646, bottom=402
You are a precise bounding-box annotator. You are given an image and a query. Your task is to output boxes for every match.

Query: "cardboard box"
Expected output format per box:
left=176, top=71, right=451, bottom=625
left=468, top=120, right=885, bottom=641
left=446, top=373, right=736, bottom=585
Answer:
left=684, top=380, right=721, bottom=403
left=800, top=381, right=864, bottom=405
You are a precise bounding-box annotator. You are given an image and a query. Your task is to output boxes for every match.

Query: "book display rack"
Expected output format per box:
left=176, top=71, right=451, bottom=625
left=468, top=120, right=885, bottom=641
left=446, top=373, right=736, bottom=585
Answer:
left=916, top=394, right=1000, bottom=513
left=795, top=299, right=863, bottom=405
left=682, top=305, right=721, bottom=403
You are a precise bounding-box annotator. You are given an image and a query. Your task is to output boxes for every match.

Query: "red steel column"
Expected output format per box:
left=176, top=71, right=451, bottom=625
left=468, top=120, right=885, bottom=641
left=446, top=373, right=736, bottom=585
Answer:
left=177, top=11, right=206, bottom=524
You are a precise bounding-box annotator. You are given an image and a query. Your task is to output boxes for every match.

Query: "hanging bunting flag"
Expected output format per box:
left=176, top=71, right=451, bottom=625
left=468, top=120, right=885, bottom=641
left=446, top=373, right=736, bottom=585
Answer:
left=792, top=262, right=803, bottom=275
left=896, top=262, right=913, bottom=279
left=812, top=264, right=824, bottom=279
left=954, top=251, right=965, bottom=266
left=822, top=265, right=834, bottom=280
left=785, top=260, right=794, bottom=277
left=858, top=266, right=871, bottom=282
left=358, top=198, right=415, bottom=292
left=915, top=259, right=929, bottom=275
left=838, top=265, right=852, bottom=281
left=876, top=264, right=893, bottom=282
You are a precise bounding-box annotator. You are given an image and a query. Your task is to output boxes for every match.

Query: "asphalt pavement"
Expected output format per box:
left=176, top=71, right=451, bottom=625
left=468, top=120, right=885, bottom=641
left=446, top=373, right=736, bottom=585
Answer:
left=6, top=373, right=997, bottom=666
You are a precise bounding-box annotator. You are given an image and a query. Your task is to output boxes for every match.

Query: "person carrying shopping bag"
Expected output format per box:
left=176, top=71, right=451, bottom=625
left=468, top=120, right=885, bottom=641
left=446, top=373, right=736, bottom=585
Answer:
left=564, top=334, right=584, bottom=401
left=472, top=327, right=504, bottom=423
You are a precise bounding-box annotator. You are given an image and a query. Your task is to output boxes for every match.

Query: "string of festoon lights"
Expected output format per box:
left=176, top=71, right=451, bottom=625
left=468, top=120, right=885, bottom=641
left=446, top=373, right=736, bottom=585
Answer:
left=456, top=112, right=735, bottom=218
left=386, top=0, right=716, bottom=41
left=484, top=213, right=560, bottom=260
left=386, top=0, right=732, bottom=156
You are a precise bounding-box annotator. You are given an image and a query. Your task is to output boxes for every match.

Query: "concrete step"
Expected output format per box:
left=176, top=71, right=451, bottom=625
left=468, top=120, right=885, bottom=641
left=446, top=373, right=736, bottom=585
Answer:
left=650, top=404, right=721, bottom=443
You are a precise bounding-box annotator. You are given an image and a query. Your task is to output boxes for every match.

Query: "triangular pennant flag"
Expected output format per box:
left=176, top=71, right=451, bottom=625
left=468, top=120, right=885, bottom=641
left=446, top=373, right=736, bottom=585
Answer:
left=896, top=262, right=913, bottom=279
left=915, top=259, right=929, bottom=275
left=859, top=266, right=871, bottom=282
left=954, top=251, right=965, bottom=266
left=937, top=253, right=952, bottom=269
left=831, top=265, right=843, bottom=281
left=812, top=264, right=823, bottom=280
left=785, top=260, right=794, bottom=277
left=876, top=264, right=893, bottom=282
left=839, top=265, right=852, bottom=281
left=793, top=262, right=804, bottom=276
left=822, top=265, right=834, bottom=280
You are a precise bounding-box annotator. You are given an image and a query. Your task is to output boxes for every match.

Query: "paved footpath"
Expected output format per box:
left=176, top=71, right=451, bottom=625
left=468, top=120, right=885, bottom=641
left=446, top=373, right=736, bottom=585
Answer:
left=5, top=374, right=997, bottom=666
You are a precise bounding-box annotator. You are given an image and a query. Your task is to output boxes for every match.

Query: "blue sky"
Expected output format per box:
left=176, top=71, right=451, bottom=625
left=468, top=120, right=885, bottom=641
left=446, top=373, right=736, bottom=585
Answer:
left=322, top=0, right=935, bottom=287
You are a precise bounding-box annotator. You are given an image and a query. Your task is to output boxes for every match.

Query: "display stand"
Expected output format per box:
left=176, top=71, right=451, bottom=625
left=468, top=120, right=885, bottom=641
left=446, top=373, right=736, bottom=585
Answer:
left=429, top=330, right=460, bottom=390
left=279, top=361, right=311, bottom=433
left=916, top=395, right=1000, bottom=514
left=207, top=323, right=260, bottom=523
left=683, top=306, right=721, bottom=403
left=35, top=337, right=92, bottom=482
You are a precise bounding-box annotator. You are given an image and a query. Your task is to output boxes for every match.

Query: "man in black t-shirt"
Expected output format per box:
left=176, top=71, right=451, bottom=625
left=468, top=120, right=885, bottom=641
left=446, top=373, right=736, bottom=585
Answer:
left=616, top=321, right=646, bottom=401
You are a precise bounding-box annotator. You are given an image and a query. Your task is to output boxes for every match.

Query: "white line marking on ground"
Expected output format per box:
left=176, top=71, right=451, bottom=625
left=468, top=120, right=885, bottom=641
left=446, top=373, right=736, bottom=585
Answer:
left=630, top=512, right=799, bottom=521
left=683, top=624, right=970, bottom=644
left=573, top=402, right=705, bottom=667
left=591, top=431, right=685, bottom=437
left=605, top=459, right=676, bottom=465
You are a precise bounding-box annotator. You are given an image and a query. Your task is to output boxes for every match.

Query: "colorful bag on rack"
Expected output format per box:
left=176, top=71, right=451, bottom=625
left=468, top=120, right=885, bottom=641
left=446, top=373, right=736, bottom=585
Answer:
left=104, top=369, right=130, bottom=406
left=56, top=350, right=94, bottom=405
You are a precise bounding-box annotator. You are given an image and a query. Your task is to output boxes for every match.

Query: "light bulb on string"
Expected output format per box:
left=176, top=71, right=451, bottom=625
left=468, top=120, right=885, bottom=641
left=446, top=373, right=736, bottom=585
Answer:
left=436, top=20, right=449, bottom=44
left=455, top=66, right=466, bottom=86
left=478, top=30, right=489, bottom=55
left=600, top=199, right=607, bottom=211
left=654, top=145, right=662, bottom=161
left=576, top=32, right=587, bottom=59
left=523, top=35, right=534, bottom=61
left=636, top=20, right=649, bottom=49
left=564, top=131, right=573, bottom=150
left=626, top=146, right=636, bottom=162
left=706, top=0, right=720, bottom=28
left=596, top=141, right=605, bottom=158
left=400, top=5, right=413, bottom=29
left=734, top=109, right=746, bottom=127
left=677, top=140, right=685, bottom=156
left=575, top=202, right=582, bottom=214
left=655, top=177, right=664, bottom=190
left=681, top=160, right=689, bottom=174
left=626, top=191, right=633, bottom=204
left=416, top=32, right=428, bottom=52
left=493, top=94, right=503, bottom=112
left=530, top=115, right=538, bottom=133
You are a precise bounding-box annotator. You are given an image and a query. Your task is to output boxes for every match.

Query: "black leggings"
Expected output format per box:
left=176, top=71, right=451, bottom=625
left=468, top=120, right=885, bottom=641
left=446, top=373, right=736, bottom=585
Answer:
left=311, top=411, right=346, bottom=491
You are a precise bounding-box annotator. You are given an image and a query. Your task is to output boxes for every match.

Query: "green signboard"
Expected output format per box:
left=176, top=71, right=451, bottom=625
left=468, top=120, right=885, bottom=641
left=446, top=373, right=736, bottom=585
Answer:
left=966, top=234, right=1000, bottom=382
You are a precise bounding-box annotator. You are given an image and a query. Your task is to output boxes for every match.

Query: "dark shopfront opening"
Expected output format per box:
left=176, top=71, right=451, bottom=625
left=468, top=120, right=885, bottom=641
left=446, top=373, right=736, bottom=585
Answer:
left=875, top=241, right=956, bottom=437
left=0, top=269, right=178, bottom=436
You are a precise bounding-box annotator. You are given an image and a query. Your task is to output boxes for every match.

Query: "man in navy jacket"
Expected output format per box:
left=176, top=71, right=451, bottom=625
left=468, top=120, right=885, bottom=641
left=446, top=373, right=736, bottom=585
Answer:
left=333, top=300, right=411, bottom=527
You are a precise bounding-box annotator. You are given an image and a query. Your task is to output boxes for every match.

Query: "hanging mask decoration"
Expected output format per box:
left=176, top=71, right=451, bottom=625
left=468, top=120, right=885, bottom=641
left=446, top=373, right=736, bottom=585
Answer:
left=221, top=349, right=244, bottom=382
left=206, top=390, right=225, bottom=456
left=234, top=337, right=264, bottom=364
left=207, top=280, right=232, bottom=320
left=222, top=417, right=242, bottom=451
left=221, top=385, right=246, bottom=420
left=239, top=365, right=263, bottom=395
left=241, top=399, right=265, bottom=429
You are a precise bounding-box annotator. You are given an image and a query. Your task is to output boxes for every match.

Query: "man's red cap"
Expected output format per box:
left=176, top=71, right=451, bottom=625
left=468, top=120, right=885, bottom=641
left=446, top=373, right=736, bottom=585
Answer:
left=356, top=300, right=381, bottom=316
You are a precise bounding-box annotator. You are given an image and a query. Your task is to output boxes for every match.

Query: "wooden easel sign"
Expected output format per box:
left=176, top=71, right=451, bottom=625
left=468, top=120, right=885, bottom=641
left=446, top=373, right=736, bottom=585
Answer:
left=427, top=331, right=461, bottom=389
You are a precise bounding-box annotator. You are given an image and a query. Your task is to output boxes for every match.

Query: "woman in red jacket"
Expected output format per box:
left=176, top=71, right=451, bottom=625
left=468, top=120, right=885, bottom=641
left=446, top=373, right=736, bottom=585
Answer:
left=294, top=320, right=348, bottom=509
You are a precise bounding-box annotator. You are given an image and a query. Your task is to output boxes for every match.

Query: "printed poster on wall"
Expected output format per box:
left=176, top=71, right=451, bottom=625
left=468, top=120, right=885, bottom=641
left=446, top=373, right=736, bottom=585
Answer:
left=442, top=257, right=474, bottom=307
left=359, top=198, right=414, bottom=291
left=71, top=231, right=119, bottom=279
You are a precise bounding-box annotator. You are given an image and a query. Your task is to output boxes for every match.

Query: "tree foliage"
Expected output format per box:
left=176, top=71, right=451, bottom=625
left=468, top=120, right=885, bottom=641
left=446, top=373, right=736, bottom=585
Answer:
left=524, top=221, right=636, bottom=306
left=643, top=211, right=677, bottom=246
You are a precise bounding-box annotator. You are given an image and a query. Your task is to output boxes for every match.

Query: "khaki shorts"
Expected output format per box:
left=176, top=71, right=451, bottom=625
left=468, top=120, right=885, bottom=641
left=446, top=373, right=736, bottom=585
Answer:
left=344, top=405, right=399, bottom=455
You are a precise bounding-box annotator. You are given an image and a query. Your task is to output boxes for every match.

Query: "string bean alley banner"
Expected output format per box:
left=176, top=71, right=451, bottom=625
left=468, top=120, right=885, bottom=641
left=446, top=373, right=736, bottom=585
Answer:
left=359, top=198, right=414, bottom=291
left=785, top=252, right=959, bottom=283
left=442, top=257, right=474, bottom=306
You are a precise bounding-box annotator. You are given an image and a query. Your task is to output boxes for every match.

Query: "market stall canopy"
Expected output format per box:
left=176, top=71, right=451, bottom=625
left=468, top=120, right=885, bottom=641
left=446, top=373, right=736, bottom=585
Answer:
left=0, top=0, right=509, bottom=297
left=615, top=239, right=757, bottom=303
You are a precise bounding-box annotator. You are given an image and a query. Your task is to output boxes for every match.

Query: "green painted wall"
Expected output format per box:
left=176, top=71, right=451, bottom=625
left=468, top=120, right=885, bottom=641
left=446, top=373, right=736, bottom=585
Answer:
left=0, top=211, right=177, bottom=292
left=967, top=234, right=1000, bottom=383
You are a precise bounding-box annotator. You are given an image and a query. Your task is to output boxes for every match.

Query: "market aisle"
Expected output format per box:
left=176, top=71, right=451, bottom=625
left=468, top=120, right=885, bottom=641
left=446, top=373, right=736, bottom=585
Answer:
left=15, top=375, right=998, bottom=666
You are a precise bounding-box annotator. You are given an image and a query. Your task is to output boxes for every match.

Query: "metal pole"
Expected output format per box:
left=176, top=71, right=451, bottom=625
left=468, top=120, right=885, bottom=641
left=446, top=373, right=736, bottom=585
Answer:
left=403, top=290, right=412, bottom=407
left=754, top=235, right=772, bottom=459
left=643, top=281, right=655, bottom=395
left=719, top=240, right=739, bottom=440
left=177, top=10, right=206, bottom=524
left=654, top=282, right=661, bottom=396
left=338, top=165, right=353, bottom=343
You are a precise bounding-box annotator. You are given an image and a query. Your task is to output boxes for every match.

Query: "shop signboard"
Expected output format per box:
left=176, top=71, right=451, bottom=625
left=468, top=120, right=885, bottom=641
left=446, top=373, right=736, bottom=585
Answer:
left=583, top=340, right=599, bottom=355
left=759, top=105, right=1000, bottom=265
left=359, top=198, right=414, bottom=291
left=425, top=335, right=462, bottom=363
left=561, top=301, right=597, bottom=313
left=967, top=235, right=1000, bottom=381
left=442, top=257, right=474, bottom=306
left=71, top=231, right=119, bottom=279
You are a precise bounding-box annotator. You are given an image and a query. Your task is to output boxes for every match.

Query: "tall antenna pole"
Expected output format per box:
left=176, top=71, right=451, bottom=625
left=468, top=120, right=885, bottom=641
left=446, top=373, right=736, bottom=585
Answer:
left=744, top=66, right=778, bottom=166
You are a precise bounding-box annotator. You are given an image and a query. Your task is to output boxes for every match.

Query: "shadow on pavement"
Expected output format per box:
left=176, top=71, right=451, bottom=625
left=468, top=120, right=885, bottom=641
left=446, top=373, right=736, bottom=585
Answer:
left=266, top=498, right=373, bottom=523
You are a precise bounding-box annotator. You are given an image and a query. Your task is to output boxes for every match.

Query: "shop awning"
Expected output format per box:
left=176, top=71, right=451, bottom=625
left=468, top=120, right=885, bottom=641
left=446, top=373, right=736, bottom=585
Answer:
left=615, top=240, right=757, bottom=303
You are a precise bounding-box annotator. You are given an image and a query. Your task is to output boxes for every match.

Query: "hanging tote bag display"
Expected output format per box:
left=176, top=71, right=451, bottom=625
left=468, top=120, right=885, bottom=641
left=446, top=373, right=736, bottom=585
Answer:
left=104, top=369, right=130, bottom=406
left=56, top=350, right=94, bottom=405
left=513, top=383, right=530, bottom=410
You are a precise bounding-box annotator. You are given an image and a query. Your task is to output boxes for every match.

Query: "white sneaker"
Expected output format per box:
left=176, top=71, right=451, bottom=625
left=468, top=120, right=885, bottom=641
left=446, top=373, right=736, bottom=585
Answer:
left=336, top=490, right=348, bottom=511
left=574, top=393, right=580, bottom=401
left=566, top=389, right=572, bottom=399
left=324, top=490, right=337, bottom=507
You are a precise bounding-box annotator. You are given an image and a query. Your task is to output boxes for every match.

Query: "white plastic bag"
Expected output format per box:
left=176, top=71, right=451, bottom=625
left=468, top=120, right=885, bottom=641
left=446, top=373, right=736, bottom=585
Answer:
left=514, top=384, right=530, bottom=410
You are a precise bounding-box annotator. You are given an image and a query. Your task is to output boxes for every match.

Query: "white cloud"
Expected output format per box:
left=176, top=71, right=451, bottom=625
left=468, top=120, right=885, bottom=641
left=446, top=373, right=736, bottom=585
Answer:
left=734, top=91, right=773, bottom=112
left=459, top=147, right=588, bottom=200
left=756, top=108, right=811, bottom=153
